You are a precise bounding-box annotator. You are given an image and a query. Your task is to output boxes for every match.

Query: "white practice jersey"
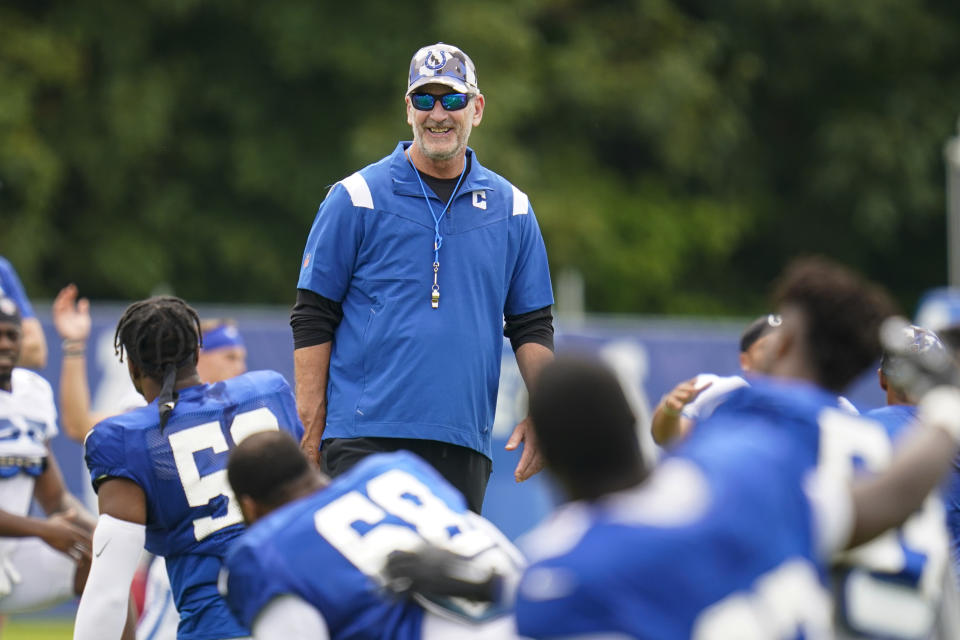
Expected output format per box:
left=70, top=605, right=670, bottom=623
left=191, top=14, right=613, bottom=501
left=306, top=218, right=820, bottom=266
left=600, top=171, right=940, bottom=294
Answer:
left=683, top=373, right=859, bottom=423
left=0, top=368, right=59, bottom=570
left=0, top=369, right=81, bottom=614
left=0, top=369, right=58, bottom=518
left=681, top=374, right=749, bottom=422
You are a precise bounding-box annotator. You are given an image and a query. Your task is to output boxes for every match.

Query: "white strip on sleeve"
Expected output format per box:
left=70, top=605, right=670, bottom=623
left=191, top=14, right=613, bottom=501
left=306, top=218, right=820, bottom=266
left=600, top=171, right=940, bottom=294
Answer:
left=73, top=514, right=146, bottom=640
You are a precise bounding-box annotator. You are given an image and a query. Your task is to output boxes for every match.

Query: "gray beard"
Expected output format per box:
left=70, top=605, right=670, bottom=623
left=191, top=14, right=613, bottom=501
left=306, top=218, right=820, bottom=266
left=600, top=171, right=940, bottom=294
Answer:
left=414, top=127, right=467, bottom=163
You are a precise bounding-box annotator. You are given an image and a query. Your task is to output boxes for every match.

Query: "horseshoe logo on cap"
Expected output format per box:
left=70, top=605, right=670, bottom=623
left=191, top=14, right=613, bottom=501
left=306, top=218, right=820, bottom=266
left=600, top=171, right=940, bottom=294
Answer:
left=425, top=50, right=447, bottom=70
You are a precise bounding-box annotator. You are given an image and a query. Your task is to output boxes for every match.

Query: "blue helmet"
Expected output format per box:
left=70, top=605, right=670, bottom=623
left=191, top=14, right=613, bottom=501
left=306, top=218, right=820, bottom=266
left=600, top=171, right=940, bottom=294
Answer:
left=0, top=296, right=20, bottom=325
left=915, top=287, right=960, bottom=333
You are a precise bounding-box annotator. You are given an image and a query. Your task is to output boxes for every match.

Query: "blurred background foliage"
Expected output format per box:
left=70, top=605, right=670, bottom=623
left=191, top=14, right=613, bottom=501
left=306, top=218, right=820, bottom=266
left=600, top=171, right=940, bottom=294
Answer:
left=2, top=0, right=960, bottom=313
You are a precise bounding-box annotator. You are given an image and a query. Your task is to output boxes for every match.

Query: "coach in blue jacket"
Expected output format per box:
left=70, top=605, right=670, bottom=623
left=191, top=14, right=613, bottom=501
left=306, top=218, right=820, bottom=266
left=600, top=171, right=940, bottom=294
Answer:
left=290, top=43, right=555, bottom=512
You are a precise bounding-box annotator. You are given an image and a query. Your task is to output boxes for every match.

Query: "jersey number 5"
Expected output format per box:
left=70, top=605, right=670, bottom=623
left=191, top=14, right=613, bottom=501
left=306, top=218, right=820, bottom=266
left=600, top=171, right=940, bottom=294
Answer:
left=168, top=407, right=280, bottom=541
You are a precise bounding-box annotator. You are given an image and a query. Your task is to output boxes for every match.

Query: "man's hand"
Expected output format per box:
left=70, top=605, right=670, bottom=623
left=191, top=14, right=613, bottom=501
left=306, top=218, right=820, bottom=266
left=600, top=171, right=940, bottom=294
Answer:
left=294, top=343, right=331, bottom=467
left=506, top=416, right=543, bottom=482
left=300, top=432, right=322, bottom=466
left=55, top=495, right=97, bottom=534
left=651, top=377, right=712, bottom=445
left=660, top=377, right=712, bottom=417
left=41, top=510, right=92, bottom=562
left=52, top=284, right=91, bottom=342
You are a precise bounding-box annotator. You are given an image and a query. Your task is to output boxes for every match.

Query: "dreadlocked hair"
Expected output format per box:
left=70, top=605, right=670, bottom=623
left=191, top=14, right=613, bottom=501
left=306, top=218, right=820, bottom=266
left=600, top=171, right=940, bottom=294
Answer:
left=114, top=296, right=203, bottom=429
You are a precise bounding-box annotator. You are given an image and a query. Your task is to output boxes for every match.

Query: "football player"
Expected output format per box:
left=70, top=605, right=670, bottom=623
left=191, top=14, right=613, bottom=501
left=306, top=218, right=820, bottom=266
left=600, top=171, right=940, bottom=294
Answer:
left=650, top=313, right=782, bottom=445
left=53, top=286, right=252, bottom=640
left=0, top=296, right=97, bottom=614
left=136, top=318, right=248, bottom=640
left=219, top=430, right=523, bottom=640
left=915, top=287, right=960, bottom=581
left=0, top=256, right=47, bottom=369
left=73, top=296, right=304, bottom=640
left=651, top=312, right=860, bottom=447
left=827, top=324, right=960, bottom=638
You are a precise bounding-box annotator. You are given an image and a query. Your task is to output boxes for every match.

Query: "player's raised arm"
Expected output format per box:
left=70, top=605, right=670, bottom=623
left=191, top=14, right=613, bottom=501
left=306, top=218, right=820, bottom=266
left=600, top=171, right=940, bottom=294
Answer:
left=650, top=377, right=705, bottom=445
left=52, top=284, right=110, bottom=441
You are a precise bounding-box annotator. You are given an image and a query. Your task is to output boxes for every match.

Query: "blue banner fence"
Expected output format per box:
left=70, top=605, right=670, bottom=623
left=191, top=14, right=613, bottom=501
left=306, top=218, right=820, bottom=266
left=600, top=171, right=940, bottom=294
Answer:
left=35, top=306, right=884, bottom=542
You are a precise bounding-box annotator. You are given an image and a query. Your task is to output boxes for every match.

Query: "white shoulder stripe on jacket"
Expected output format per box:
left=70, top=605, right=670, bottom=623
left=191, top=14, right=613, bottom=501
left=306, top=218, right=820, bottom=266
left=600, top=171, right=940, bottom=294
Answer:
left=339, top=172, right=374, bottom=209
left=511, top=185, right=529, bottom=216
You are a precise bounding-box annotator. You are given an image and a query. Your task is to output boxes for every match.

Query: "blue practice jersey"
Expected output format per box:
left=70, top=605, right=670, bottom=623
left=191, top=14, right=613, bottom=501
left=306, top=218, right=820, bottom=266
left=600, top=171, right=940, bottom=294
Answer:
left=297, top=143, right=553, bottom=458
left=946, top=454, right=960, bottom=591
left=517, top=379, right=844, bottom=640
left=84, top=370, right=304, bottom=640
left=865, top=404, right=916, bottom=441
left=221, top=451, right=523, bottom=639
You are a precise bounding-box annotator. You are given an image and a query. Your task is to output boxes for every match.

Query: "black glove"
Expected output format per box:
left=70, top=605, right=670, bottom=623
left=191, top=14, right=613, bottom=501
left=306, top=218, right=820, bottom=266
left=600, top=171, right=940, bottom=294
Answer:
left=383, top=546, right=502, bottom=603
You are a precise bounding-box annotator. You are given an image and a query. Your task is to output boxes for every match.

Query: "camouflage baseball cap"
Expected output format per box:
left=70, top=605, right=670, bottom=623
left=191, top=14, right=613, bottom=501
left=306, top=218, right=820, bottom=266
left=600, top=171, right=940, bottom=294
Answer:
left=407, top=43, right=478, bottom=95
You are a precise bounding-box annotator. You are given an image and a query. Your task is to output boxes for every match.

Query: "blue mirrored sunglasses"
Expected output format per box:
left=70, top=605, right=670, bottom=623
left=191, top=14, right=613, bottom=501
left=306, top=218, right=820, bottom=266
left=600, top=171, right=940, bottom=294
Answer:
left=410, top=92, right=471, bottom=111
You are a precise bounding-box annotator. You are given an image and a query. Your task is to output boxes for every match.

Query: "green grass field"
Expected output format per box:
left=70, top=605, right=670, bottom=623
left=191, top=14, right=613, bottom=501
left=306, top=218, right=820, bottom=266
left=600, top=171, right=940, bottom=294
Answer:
left=2, top=618, right=73, bottom=639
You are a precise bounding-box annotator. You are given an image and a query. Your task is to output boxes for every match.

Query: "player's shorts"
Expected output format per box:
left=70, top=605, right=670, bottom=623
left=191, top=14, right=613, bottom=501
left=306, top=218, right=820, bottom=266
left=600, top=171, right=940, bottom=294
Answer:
left=0, top=538, right=76, bottom=613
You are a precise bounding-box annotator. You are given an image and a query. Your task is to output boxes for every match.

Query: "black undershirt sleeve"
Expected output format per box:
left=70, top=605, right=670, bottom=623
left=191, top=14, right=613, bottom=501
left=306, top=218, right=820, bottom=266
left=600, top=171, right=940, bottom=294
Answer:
left=503, top=306, right=555, bottom=353
left=291, top=288, right=344, bottom=349
left=293, top=292, right=552, bottom=352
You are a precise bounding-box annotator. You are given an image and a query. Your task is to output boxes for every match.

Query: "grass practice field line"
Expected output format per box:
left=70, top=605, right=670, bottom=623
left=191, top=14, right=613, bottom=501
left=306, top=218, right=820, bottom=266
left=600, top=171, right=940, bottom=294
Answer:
left=2, top=618, right=73, bottom=639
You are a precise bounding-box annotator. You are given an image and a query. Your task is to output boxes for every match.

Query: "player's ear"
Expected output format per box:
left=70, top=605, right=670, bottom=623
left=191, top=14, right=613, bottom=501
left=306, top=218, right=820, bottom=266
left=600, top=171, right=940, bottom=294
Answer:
left=471, top=93, right=484, bottom=126
left=405, top=95, right=415, bottom=126
left=127, top=359, right=144, bottom=391
left=780, top=328, right=794, bottom=355
left=770, top=309, right=801, bottom=362
left=878, top=368, right=888, bottom=392
left=238, top=494, right=259, bottom=525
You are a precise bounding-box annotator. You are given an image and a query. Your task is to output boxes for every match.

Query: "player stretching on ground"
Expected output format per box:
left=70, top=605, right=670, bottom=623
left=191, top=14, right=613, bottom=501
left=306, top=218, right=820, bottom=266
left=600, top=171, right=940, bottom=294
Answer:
left=220, top=430, right=523, bottom=639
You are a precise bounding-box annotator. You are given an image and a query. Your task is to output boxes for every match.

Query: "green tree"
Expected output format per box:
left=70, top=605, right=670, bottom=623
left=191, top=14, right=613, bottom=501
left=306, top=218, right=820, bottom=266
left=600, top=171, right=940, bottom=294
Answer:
left=1, top=0, right=958, bottom=314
